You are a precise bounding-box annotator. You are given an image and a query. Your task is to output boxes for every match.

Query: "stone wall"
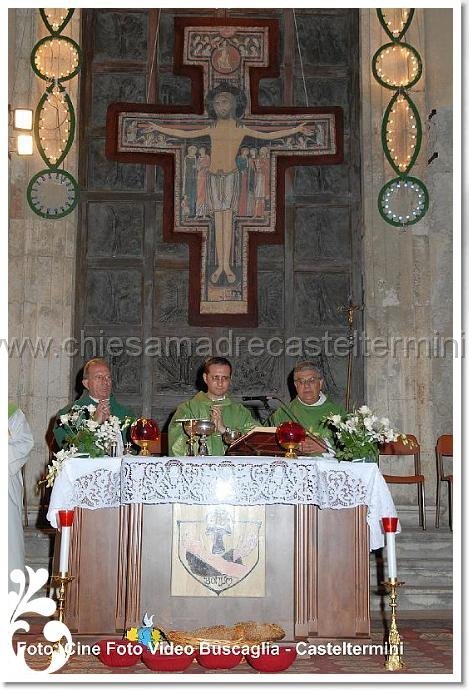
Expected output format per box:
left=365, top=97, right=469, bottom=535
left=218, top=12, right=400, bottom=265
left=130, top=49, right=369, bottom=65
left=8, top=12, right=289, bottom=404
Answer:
left=8, top=9, right=80, bottom=514
left=360, top=9, right=453, bottom=507
left=8, top=9, right=453, bottom=517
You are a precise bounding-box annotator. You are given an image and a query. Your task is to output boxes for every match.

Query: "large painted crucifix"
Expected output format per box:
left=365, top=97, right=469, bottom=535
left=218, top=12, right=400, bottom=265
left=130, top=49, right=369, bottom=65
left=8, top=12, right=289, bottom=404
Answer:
left=106, top=17, right=343, bottom=326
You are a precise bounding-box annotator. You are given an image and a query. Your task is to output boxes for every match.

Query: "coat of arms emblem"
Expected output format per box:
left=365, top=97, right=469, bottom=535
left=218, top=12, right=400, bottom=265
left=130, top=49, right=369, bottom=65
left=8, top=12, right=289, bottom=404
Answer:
left=174, top=506, right=263, bottom=596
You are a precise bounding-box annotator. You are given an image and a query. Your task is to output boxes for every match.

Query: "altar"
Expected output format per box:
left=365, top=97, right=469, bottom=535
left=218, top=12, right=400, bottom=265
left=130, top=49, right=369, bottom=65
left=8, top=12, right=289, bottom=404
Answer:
left=48, top=456, right=398, bottom=641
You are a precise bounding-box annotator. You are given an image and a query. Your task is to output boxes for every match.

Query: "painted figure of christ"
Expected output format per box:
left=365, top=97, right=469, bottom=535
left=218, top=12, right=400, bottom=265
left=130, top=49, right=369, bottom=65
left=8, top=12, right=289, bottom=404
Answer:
left=139, top=83, right=307, bottom=285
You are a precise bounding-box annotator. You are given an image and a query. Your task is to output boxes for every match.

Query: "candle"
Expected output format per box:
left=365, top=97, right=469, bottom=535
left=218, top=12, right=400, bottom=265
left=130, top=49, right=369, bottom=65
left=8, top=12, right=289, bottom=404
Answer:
left=58, top=510, right=75, bottom=575
left=382, top=516, right=399, bottom=581
left=386, top=532, right=397, bottom=580
left=59, top=527, right=71, bottom=574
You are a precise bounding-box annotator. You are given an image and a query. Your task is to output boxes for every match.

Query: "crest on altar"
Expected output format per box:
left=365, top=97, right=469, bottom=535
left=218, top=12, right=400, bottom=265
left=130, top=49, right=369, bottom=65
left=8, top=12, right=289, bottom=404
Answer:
left=171, top=504, right=265, bottom=597
left=107, top=17, right=343, bottom=326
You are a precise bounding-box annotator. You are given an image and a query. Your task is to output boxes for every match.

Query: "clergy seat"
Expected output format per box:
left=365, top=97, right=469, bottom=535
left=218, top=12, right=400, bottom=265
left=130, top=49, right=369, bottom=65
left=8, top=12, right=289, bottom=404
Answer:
left=379, top=434, right=426, bottom=530
left=435, top=434, right=453, bottom=531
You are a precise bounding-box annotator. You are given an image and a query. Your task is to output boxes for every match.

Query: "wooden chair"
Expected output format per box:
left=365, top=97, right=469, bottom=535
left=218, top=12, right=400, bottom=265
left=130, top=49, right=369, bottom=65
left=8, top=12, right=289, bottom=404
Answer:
left=435, top=434, right=453, bottom=530
left=379, top=434, right=426, bottom=530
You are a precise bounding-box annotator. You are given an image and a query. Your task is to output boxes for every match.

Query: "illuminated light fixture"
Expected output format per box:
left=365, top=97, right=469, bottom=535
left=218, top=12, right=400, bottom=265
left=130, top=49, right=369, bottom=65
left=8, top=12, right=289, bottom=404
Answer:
left=16, top=134, right=34, bottom=156
left=14, top=108, right=33, bottom=131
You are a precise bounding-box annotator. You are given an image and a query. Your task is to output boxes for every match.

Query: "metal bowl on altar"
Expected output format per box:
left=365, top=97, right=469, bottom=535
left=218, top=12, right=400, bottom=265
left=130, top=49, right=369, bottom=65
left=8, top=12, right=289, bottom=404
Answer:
left=222, top=428, right=241, bottom=445
left=194, top=419, right=216, bottom=437
left=182, top=419, right=199, bottom=437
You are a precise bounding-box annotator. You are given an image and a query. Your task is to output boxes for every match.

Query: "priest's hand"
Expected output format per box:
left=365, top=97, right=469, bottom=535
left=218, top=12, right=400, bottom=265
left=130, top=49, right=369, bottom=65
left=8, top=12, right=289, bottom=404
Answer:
left=210, top=405, right=226, bottom=434
left=94, top=399, right=111, bottom=424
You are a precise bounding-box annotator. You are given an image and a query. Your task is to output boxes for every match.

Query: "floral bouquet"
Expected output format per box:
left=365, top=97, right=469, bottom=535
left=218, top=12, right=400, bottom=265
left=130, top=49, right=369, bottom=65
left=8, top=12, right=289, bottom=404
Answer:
left=323, top=405, right=409, bottom=462
left=57, top=403, right=132, bottom=456
left=43, top=404, right=132, bottom=486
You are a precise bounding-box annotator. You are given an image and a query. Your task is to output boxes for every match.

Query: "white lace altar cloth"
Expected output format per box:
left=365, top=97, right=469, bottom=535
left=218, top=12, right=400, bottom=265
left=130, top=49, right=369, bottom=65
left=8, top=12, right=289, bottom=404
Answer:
left=47, top=455, right=398, bottom=550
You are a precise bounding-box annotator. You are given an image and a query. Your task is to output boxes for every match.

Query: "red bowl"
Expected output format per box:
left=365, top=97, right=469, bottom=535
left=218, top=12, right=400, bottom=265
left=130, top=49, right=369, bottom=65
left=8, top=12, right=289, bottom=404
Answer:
left=96, top=638, right=141, bottom=667
left=195, top=649, right=243, bottom=669
left=246, top=646, right=297, bottom=672
left=142, top=648, right=195, bottom=672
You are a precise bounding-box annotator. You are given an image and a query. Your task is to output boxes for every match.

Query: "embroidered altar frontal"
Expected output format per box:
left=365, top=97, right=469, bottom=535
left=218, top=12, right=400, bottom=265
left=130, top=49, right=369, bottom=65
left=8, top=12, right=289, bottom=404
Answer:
left=47, top=455, right=398, bottom=551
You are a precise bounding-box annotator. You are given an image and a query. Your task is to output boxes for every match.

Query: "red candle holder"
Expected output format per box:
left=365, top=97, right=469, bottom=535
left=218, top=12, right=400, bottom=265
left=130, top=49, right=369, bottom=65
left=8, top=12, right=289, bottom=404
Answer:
left=130, top=418, right=160, bottom=456
left=276, top=422, right=306, bottom=459
left=58, top=509, right=75, bottom=527
left=382, top=516, right=399, bottom=533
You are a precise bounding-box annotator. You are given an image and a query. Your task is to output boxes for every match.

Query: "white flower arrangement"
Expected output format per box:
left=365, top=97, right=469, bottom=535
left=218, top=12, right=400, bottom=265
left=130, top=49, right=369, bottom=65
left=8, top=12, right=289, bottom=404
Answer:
left=42, top=404, right=133, bottom=486
left=323, top=405, right=410, bottom=462
left=44, top=446, right=78, bottom=487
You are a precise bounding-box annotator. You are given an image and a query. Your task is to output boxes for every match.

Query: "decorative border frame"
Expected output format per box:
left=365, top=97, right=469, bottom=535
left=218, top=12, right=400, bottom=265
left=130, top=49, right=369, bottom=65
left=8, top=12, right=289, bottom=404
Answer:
left=372, top=41, right=422, bottom=91
left=373, top=9, right=428, bottom=228
left=381, top=91, right=422, bottom=176
left=30, top=35, right=82, bottom=83
left=377, top=8, right=415, bottom=42
left=34, top=83, right=76, bottom=168
left=27, top=168, right=79, bottom=220
left=39, top=8, right=74, bottom=37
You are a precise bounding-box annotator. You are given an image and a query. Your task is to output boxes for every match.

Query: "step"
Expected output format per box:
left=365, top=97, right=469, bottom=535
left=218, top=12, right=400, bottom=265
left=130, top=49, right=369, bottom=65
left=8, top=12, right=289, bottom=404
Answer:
left=370, top=558, right=452, bottom=588
left=387, top=528, right=453, bottom=559
left=24, top=556, right=53, bottom=573
left=371, top=585, right=453, bottom=611
left=24, top=527, right=55, bottom=562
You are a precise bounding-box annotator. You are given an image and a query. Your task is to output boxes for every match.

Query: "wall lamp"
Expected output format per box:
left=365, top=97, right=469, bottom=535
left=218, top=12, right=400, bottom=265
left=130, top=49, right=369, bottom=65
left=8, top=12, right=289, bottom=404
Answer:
left=9, top=107, right=34, bottom=156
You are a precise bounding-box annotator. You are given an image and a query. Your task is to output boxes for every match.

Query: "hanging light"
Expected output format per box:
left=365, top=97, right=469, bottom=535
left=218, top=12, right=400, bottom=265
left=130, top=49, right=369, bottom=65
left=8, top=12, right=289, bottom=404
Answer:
left=9, top=106, right=34, bottom=156
left=13, top=108, right=33, bottom=131
left=16, top=134, right=34, bottom=156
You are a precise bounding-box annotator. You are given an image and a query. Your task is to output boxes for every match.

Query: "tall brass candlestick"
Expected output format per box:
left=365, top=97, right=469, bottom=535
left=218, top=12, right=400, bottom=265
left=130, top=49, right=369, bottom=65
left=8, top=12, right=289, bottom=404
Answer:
left=383, top=579, right=405, bottom=671
left=51, top=573, right=74, bottom=624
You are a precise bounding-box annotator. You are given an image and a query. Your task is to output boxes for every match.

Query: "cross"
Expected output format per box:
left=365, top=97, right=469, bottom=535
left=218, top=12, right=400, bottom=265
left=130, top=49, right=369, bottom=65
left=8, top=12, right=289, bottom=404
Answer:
left=106, top=17, right=343, bottom=327
left=338, top=296, right=363, bottom=410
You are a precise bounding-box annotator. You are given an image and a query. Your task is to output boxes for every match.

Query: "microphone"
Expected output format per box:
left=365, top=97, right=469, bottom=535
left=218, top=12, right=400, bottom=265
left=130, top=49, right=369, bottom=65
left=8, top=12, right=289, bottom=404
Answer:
left=242, top=395, right=275, bottom=402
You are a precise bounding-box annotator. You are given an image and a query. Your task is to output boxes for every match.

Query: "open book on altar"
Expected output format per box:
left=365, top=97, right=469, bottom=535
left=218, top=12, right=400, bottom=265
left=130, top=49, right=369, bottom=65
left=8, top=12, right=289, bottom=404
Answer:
left=225, top=426, right=328, bottom=457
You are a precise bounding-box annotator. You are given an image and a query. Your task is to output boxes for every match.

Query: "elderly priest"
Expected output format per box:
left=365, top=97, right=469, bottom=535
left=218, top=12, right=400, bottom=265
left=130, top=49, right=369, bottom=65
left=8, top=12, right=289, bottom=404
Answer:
left=53, top=358, right=134, bottom=449
left=268, top=360, right=345, bottom=454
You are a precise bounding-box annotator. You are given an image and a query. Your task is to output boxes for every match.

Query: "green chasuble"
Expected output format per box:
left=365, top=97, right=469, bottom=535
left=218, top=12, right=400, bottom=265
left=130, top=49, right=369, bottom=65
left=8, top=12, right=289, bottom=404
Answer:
left=268, top=396, right=345, bottom=440
left=8, top=402, right=18, bottom=418
left=168, top=391, right=255, bottom=457
left=53, top=393, right=134, bottom=449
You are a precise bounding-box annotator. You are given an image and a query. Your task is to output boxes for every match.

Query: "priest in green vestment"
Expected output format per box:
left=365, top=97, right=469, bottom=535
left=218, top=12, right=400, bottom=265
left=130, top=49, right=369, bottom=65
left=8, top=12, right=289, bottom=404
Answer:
left=53, top=358, right=134, bottom=449
left=168, top=357, right=255, bottom=456
left=268, top=361, right=345, bottom=453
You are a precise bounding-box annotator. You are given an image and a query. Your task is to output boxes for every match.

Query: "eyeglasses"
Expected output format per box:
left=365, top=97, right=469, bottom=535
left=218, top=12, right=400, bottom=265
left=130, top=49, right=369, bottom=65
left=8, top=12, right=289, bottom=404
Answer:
left=208, top=375, right=231, bottom=383
left=294, top=377, right=321, bottom=386
left=91, top=374, right=112, bottom=382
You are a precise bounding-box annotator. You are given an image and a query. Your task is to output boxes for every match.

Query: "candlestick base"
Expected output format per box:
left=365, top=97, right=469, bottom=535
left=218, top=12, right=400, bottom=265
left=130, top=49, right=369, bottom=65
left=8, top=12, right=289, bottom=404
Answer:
left=51, top=573, right=74, bottom=624
left=382, top=579, right=405, bottom=671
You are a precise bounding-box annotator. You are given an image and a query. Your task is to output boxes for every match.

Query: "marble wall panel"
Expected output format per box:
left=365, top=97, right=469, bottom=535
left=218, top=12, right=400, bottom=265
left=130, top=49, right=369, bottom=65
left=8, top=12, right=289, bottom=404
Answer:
left=92, top=73, right=146, bottom=127
left=85, top=269, right=142, bottom=325
left=94, top=11, right=147, bottom=61
left=294, top=206, right=350, bottom=263
left=87, top=203, right=144, bottom=257
left=88, top=139, right=145, bottom=191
